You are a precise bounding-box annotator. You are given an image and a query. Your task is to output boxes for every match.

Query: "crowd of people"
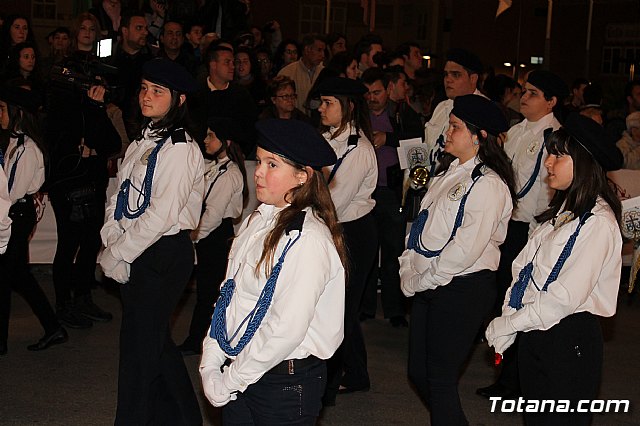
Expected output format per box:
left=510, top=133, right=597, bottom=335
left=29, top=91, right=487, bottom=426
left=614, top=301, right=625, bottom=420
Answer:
left=0, top=1, right=638, bottom=425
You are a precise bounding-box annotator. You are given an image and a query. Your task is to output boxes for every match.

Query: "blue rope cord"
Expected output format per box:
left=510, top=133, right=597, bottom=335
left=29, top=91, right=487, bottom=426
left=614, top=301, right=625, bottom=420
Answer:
left=114, top=136, right=168, bottom=220
left=508, top=212, right=593, bottom=310
left=328, top=146, right=356, bottom=184
left=516, top=128, right=552, bottom=199
left=428, top=131, right=446, bottom=176
left=211, top=233, right=302, bottom=356
left=0, top=149, right=4, bottom=168
left=7, top=135, right=26, bottom=193
left=407, top=171, right=482, bottom=258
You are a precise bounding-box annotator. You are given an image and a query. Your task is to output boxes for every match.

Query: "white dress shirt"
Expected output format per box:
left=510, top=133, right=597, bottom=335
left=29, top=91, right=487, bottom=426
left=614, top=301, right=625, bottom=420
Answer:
left=101, top=126, right=205, bottom=263
left=399, top=156, right=513, bottom=295
left=486, top=199, right=622, bottom=353
left=423, top=89, right=486, bottom=173
left=194, top=157, right=243, bottom=242
left=324, top=124, right=377, bottom=223
left=4, top=134, right=45, bottom=203
left=0, top=167, right=11, bottom=254
left=200, top=204, right=345, bottom=393
left=504, top=112, right=560, bottom=226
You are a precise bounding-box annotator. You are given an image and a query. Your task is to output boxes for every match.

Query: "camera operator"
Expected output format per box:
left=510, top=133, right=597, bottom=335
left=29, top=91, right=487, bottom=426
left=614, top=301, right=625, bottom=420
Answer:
left=108, top=10, right=153, bottom=141
left=45, top=14, right=122, bottom=329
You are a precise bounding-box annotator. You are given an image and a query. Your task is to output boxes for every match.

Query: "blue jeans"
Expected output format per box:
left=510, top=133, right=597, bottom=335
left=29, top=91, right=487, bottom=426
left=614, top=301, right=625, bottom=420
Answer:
left=223, top=359, right=327, bottom=425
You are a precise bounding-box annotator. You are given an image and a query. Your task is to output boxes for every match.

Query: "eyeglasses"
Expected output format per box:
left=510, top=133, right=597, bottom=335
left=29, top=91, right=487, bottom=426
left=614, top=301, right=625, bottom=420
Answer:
left=285, top=49, right=297, bottom=55
left=274, top=94, right=297, bottom=100
left=257, top=58, right=271, bottom=63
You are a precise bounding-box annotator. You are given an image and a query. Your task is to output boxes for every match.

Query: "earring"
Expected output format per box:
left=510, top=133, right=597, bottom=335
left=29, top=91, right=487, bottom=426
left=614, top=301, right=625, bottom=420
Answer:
left=299, top=181, right=304, bottom=186
left=473, top=139, right=479, bottom=146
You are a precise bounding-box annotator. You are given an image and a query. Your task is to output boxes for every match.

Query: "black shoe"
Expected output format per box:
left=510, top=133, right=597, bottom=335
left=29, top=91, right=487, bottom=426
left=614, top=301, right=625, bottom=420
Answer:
left=0, top=341, right=6, bottom=355
left=27, top=327, right=68, bottom=351
left=57, top=304, right=93, bottom=329
left=390, top=316, right=409, bottom=328
left=338, top=384, right=370, bottom=394
left=75, top=295, right=113, bottom=322
left=476, top=382, right=519, bottom=399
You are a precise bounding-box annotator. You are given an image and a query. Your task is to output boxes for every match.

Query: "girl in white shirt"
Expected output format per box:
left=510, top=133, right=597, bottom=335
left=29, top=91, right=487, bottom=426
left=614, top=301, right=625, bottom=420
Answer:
left=400, top=94, right=517, bottom=425
left=0, top=85, right=66, bottom=355
left=179, top=117, right=247, bottom=356
left=99, top=58, right=204, bottom=425
left=200, top=119, right=347, bottom=425
left=486, top=113, right=623, bottom=426
left=316, top=76, right=378, bottom=403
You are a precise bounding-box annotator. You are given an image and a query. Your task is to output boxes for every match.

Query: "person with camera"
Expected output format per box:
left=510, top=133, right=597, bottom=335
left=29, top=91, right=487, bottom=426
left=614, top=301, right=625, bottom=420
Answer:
left=45, top=24, right=122, bottom=329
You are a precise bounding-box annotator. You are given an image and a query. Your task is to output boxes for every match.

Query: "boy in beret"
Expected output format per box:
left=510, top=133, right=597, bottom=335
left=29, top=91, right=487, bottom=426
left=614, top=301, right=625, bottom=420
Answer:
left=477, top=69, right=568, bottom=399
left=423, top=48, right=486, bottom=177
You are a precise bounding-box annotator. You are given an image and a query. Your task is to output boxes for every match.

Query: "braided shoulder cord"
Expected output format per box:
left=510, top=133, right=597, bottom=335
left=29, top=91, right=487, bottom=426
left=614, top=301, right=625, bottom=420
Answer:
left=407, top=172, right=482, bottom=258
left=508, top=212, right=593, bottom=310
left=211, top=233, right=302, bottom=356
left=114, top=137, right=168, bottom=220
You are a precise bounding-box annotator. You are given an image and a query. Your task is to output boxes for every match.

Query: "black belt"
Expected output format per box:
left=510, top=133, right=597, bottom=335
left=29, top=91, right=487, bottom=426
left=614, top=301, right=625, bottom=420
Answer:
left=222, top=355, right=322, bottom=375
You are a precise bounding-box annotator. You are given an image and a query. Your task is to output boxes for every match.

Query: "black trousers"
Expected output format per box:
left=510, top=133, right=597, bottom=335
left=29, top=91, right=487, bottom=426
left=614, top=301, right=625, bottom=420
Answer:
left=362, top=188, right=407, bottom=319
left=0, top=197, right=59, bottom=343
left=325, top=212, right=378, bottom=399
left=494, top=219, right=529, bottom=391
left=49, top=187, right=105, bottom=306
left=222, top=359, right=326, bottom=425
left=408, top=270, right=496, bottom=426
left=115, top=231, right=202, bottom=426
left=183, top=217, right=234, bottom=350
left=519, top=312, right=603, bottom=426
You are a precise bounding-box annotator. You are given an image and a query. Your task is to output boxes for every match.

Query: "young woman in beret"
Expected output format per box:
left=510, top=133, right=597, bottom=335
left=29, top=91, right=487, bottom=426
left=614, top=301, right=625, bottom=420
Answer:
left=100, top=58, right=203, bottom=425
left=486, top=113, right=623, bottom=426
left=200, top=119, right=347, bottom=425
left=399, top=94, right=517, bottom=425
left=179, top=117, right=247, bottom=356
left=0, top=85, right=67, bottom=355
left=315, top=76, right=378, bottom=403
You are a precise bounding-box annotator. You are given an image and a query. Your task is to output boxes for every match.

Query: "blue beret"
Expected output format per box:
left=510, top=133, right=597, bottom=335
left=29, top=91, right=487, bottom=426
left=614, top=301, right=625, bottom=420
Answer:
left=316, top=77, right=367, bottom=98
left=256, top=119, right=337, bottom=169
left=562, top=113, right=623, bottom=171
left=142, top=58, right=198, bottom=93
left=526, top=70, right=569, bottom=101
left=451, top=94, right=509, bottom=136
left=0, top=85, right=41, bottom=114
left=446, top=48, right=483, bottom=74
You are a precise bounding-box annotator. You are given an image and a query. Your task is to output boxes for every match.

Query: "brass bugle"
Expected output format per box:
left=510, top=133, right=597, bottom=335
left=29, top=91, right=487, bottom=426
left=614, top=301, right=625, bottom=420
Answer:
left=409, top=165, right=430, bottom=187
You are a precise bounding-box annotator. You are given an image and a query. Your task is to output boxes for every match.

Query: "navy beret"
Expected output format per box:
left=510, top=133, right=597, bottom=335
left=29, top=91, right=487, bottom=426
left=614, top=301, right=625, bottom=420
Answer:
left=316, top=77, right=367, bottom=98
left=526, top=70, right=569, bottom=101
left=207, top=117, right=238, bottom=142
left=142, top=58, right=199, bottom=93
left=451, top=94, right=509, bottom=136
left=256, top=119, right=337, bottom=169
left=446, top=48, right=483, bottom=74
left=0, top=85, right=41, bottom=114
left=562, top=113, right=623, bottom=171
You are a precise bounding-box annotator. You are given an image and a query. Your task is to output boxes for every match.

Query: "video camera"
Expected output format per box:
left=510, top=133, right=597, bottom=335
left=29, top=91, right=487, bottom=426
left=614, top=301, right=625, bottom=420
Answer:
left=49, top=58, right=121, bottom=102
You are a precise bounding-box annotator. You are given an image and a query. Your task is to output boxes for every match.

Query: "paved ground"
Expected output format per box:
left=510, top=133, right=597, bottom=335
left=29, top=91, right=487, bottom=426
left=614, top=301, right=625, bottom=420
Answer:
left=1, top=265, right=639, bottom=425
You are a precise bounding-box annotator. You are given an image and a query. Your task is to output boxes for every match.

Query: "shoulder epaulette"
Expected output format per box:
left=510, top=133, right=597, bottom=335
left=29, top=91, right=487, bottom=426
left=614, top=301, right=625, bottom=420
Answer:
left=171, top=128, right=187, bottom=144
left=285, top=210, right=306, bottom=235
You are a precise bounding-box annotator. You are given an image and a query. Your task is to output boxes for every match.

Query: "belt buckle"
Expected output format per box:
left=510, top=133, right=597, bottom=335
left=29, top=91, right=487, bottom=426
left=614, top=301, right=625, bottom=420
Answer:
left=288, top=359, right=294, bottom=375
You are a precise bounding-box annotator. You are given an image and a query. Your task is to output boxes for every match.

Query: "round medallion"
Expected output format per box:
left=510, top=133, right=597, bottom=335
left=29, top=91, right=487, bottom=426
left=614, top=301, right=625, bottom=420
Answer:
left=448, top=182, right=466, bottom=201
left=553, top=211, right=575, bottom=230
left=140, top=147, right=155, bottom=165
left=526, top=140, right=539, bottom=156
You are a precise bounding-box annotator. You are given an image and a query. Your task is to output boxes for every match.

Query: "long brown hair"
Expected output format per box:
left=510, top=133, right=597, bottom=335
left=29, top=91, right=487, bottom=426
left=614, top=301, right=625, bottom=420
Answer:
left=256, top=164, right=348, bottom=279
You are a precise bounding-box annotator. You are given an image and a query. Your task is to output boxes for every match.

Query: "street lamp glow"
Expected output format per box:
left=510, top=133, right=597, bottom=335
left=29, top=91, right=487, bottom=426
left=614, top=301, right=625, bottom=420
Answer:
left=519, top=64, right=526, bottom=68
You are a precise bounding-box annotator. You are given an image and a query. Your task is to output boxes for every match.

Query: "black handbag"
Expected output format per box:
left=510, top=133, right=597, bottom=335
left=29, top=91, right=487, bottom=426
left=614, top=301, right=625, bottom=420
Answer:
left=66, top=184, right=98, bottom=222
